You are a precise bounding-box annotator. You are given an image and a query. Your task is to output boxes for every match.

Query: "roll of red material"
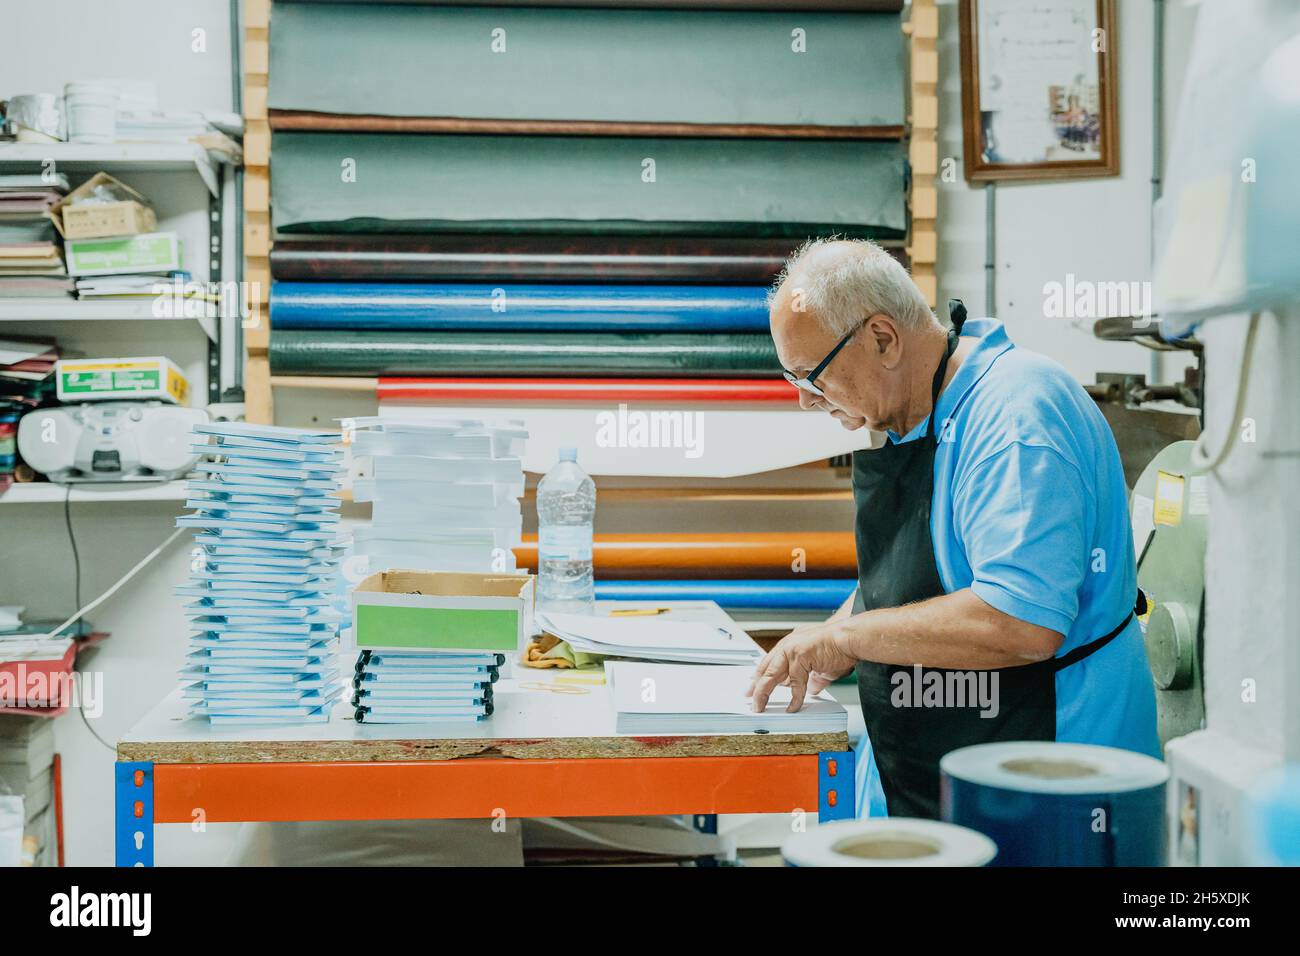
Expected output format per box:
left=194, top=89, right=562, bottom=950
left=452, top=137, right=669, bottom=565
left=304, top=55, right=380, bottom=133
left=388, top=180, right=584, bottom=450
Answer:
left=378, top=378, right=799, bottom=404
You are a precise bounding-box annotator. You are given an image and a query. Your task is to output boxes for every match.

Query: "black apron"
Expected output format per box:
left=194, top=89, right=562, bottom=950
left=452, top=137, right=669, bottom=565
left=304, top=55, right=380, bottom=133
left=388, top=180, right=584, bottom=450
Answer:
left=850, top=300, right=1141, bottom=819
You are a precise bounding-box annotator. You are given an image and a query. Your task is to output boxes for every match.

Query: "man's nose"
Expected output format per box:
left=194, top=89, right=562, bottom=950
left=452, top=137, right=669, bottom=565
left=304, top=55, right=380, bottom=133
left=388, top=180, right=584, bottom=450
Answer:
left=797, top=389, right=819, bottom=411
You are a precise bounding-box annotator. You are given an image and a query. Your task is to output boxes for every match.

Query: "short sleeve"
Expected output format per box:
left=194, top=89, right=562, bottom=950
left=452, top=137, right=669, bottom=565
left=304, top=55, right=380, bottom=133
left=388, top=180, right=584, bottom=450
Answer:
left=952, top=442, right=1088, bottom=636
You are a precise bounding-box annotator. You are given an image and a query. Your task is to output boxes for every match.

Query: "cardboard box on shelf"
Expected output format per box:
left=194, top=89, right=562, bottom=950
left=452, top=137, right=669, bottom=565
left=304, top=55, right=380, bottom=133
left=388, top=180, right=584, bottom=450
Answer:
left=63, top=232, right=181, bottom=277
left=46, top=172, right=157, bottom=240
left=55, top=356, right=189, bottom=404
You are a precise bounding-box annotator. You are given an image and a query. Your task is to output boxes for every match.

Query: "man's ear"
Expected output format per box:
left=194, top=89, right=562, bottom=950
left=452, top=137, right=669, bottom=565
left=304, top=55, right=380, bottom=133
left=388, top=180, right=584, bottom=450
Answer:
left=865, top=313, right=900, bottom=365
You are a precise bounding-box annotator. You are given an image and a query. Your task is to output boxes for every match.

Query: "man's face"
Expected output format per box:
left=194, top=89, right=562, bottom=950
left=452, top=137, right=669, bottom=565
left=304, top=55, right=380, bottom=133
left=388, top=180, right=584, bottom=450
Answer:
left=770, top=293, right=902, bottom=433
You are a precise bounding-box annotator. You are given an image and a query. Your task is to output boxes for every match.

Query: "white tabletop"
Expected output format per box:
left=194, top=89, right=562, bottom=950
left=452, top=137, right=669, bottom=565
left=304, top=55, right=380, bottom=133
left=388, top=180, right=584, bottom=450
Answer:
left=119, top=601, right=849, bottom=764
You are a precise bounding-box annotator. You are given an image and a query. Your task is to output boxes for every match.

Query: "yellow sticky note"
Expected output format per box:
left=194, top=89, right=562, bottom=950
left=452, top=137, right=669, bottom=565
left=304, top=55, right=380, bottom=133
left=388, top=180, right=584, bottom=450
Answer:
left=1154, top=470, right=1186, bottom=527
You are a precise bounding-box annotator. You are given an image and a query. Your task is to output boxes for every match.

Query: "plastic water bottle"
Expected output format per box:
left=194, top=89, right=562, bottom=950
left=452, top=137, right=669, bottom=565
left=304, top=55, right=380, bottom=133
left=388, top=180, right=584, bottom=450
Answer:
left=536, top=447, right=596, bottom=614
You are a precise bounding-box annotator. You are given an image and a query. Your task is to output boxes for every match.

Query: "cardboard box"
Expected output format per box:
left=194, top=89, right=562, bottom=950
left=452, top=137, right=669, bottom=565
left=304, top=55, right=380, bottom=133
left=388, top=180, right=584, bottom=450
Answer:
left=350, top=569, right=535, bottom=654
left=64, top=231, right=181, bottom=277
left=55, top=356, right=189, bottom=404
left=47, top=172, right=157, bottom=240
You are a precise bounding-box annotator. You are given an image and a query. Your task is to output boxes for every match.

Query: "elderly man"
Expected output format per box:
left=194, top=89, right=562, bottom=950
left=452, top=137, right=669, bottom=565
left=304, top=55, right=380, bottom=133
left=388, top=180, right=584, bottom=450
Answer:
left=752, top=238, right=1159, bottom=819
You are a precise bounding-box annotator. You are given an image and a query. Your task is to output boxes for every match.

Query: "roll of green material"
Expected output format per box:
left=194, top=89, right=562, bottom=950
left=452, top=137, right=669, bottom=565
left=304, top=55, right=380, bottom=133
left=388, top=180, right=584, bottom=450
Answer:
left=271, top=133, right=906, bottom=238
left=269, top=330, right=782, bottom=377
left=269, top=4, right=904, bottom=130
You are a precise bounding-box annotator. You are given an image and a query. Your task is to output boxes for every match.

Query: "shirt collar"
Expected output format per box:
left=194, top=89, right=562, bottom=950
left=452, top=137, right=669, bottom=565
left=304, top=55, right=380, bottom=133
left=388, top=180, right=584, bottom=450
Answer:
left=885, top=318, right=1014, bottom=444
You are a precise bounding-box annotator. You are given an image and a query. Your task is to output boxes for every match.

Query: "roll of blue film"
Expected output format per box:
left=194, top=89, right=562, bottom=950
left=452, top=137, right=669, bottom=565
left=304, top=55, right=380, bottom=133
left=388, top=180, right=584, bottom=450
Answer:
left=782, top=819, right=997, bottom=868
left=940, top=742, right=1169, bottom=866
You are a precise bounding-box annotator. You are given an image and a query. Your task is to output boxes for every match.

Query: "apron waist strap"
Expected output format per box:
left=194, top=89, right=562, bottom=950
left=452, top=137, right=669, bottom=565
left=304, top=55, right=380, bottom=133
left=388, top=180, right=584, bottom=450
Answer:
left=1050, top=590, right=1146, bottom=673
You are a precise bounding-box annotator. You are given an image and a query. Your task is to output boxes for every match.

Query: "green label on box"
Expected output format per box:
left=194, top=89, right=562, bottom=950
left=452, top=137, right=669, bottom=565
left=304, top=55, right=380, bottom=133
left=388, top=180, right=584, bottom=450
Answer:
left=65, top=234, right=177, bottom=272
left=356, top=604, right=518, bottom=651
left=62, top=369, right=161, bottom=394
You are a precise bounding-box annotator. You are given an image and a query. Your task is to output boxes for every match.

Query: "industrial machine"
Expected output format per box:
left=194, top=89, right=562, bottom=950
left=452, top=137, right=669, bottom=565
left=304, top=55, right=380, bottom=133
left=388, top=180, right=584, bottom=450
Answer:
left=1131, top=440, right=1207, bottom=747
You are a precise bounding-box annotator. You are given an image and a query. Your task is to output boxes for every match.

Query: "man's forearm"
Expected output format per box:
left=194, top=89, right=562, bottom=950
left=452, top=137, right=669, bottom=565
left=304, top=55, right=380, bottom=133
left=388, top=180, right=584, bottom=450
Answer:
left=829, top=588, right=1063, bottom=670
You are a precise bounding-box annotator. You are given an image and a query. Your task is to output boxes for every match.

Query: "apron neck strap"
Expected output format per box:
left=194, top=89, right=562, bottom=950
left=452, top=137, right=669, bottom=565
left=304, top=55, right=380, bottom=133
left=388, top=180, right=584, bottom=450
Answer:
left=924, top=301, right=966, bottom=441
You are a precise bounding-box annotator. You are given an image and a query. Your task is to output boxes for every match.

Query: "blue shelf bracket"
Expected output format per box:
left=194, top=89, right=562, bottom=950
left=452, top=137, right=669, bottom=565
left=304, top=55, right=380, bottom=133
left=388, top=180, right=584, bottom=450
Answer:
left=818, top=750, right=855, bottom=823
left=115, top=761, right=155, bottom=867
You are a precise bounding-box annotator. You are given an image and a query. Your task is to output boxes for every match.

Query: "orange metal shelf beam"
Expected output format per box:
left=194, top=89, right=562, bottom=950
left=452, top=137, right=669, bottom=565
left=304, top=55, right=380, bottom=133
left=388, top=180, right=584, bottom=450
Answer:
left=152, top=755, right=824, bottom=823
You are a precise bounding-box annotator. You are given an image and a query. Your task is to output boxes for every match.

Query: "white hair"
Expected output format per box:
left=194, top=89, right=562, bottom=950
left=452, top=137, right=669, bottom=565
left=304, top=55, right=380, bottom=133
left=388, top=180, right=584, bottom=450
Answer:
left=769, top=238, right=939, bottom=336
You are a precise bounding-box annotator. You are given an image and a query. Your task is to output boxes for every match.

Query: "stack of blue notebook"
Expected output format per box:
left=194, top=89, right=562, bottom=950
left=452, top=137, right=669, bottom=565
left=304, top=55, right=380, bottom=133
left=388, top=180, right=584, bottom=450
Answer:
left=176, top=422, right=346, bottom=724
left=352, top=650, right=502, bottom=724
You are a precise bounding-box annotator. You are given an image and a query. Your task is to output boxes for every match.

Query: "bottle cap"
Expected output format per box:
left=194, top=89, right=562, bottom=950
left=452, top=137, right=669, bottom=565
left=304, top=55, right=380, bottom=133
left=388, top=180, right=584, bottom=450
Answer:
left=558, top=447, right=578, bottom=462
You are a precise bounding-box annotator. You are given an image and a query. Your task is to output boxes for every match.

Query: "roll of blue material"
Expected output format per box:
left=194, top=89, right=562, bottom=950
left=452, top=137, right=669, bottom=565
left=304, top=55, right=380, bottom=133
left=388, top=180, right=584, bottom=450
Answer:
left=270, top=282, right=771, bottom=332
left=940, top=741, right=1169, bottom=867
left=594, top=578, right=857, bottom=611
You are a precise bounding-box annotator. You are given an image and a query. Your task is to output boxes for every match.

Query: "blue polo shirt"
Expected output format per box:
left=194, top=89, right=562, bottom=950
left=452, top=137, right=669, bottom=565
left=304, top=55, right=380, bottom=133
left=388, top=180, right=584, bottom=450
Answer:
left=855, top=318, right=1160, bottom=817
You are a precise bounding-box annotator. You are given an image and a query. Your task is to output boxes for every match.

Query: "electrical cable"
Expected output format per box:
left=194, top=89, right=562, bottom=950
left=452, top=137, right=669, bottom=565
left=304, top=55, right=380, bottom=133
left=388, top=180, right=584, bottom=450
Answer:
left=52, top=497, right=187, bottom=752
left=1189, top=311, right=1261, bottom=473
left=64, top=485, right=81, bottom=611
left=40, top=521, right=185, bottom=642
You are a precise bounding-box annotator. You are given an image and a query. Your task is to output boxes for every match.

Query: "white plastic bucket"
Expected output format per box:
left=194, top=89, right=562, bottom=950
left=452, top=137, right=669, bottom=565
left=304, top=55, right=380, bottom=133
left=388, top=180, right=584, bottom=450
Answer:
left=64, top=82, right=118, bottom=144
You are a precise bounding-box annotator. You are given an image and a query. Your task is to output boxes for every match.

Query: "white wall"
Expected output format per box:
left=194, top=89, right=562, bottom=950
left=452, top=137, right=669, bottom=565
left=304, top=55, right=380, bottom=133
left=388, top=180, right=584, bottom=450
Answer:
left=1, top=1, right=234, bottom=112
left=934, top=0, right=1195, bottom=387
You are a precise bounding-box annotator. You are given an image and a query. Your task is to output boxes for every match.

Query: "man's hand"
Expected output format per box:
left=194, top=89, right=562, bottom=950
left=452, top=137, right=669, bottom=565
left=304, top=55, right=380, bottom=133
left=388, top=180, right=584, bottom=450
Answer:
left=747, top=621, right=858, bottom=714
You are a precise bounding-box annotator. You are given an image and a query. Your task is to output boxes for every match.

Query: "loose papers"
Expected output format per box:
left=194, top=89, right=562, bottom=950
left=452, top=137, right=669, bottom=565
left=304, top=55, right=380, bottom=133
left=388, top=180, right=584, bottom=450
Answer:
left=536, top=612, right=763, bottom=665
left=605, top=661, right=847, bottom=735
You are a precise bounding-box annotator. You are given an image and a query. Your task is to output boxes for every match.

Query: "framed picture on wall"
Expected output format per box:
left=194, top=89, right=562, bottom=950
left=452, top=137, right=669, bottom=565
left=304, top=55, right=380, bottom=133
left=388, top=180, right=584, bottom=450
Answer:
left=959, top=0, right=1119, bottom=182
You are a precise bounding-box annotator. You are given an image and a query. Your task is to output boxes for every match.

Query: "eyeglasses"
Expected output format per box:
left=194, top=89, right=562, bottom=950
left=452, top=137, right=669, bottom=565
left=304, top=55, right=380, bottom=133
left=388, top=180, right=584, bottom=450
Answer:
left=782, top=325, right=860, bottom=398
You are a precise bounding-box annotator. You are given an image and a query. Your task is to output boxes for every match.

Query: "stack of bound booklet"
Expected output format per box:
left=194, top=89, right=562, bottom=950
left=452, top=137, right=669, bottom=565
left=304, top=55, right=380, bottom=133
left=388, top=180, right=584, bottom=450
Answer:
left=352, top=650, right=502, bottom=724
left=176, top=422, right=346, bottom=724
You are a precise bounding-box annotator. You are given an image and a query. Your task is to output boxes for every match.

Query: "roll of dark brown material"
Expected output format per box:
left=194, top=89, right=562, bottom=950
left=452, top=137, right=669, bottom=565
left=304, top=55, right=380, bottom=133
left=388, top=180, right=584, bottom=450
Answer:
left=269, top=235, right=808, bottom=284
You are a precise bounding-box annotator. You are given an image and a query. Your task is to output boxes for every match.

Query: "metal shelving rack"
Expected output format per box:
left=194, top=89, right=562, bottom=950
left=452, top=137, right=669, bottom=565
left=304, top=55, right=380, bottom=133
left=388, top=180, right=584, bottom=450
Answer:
left=0, top=142, right=236, bottom=405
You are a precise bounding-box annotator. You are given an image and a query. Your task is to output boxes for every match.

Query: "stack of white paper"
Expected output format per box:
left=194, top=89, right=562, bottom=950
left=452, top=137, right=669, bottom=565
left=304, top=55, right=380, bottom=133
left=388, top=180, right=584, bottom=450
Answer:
left=352, top=650, right=502, bottom=724
left=175, top=422, right=346, bottom=724
left=348, top=417, right=527, bottom=575
left=536, top=612, right=763, bottom=665
left=606, top=661, right=848, bottom=735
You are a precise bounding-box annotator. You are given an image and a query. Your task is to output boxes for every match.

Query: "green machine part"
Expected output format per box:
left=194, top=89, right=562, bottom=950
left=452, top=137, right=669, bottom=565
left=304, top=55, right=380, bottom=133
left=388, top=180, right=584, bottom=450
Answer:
left=1131, top=439, right=1207, bottom=748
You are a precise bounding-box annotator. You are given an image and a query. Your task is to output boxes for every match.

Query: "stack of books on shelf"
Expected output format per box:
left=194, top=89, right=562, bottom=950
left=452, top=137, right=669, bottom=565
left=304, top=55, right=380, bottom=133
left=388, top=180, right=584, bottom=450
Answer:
left=0, top=716, right=58, bottom=866
left=0, top=174, right=71, bottom=298
left=0, top=336, right=58, bottom=492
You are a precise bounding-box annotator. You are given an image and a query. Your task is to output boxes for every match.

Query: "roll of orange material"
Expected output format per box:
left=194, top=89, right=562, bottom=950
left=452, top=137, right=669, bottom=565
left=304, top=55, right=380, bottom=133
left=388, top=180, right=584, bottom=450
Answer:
left=514, top=531, right=856, bottom=579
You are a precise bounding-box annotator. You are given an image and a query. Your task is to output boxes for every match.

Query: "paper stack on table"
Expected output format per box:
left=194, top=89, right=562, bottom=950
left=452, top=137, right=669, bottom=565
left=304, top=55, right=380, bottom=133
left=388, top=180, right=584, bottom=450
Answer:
left=337, top=419, right=533, bottom=728
left=348, top=417, right=528, bottom=576
left=352, top=650, right=502, bottom=724
left=605, top=661, right=847, bottom=735
left=537, top=611, right=763, bottom=665
left=175, top=422, right=346, bottom=724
